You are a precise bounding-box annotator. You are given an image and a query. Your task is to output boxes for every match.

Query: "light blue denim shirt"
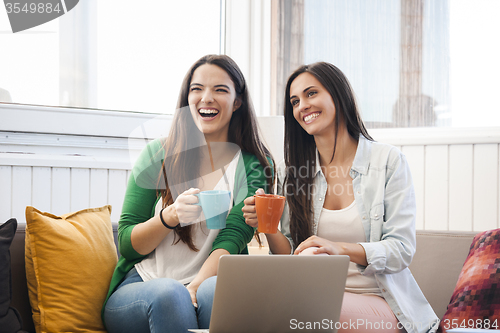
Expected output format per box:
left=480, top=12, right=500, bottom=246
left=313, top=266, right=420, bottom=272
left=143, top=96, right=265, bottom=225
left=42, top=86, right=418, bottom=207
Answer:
left=277, top=135, right=439, bottom=333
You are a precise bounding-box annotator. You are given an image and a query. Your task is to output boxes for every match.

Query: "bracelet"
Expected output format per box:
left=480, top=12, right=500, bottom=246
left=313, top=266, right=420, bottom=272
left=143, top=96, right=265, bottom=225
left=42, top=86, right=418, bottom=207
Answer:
left=160, top=207, right=179, bottom=230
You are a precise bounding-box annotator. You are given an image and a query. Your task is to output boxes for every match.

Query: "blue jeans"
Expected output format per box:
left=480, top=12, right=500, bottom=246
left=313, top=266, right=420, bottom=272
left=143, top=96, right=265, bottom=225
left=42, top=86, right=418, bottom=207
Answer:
left=104, top=267, right=216, bottom=333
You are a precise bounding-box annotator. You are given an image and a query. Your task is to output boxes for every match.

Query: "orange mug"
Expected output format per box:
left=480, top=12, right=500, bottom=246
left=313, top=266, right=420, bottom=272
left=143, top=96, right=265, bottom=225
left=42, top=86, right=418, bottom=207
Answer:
left=255, top=194, right=286, bottom=234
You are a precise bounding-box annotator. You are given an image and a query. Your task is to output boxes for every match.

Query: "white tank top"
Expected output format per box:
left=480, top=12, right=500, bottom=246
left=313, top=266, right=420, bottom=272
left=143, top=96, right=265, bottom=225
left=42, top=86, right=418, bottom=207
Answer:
left=317, top=201, right=381, bottom=296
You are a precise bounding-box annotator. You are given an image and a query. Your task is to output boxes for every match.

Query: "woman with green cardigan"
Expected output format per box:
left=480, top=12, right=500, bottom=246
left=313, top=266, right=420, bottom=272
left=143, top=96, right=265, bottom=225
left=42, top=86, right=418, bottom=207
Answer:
left=102, top=55, right=274, bottom=333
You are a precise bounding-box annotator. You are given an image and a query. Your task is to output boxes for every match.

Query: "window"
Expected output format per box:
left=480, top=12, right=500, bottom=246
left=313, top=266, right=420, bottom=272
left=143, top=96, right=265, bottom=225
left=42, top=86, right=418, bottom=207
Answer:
left=273, top=0, right=500, bottom=128
left=0, top=0, right=222, bottom=114
left=3, top=0, right=498, bottom=126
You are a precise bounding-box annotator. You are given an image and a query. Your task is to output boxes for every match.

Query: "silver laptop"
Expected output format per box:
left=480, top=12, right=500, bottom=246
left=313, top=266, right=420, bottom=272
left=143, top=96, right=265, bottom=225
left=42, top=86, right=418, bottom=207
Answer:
left=189, top=254, right=349, bottom=333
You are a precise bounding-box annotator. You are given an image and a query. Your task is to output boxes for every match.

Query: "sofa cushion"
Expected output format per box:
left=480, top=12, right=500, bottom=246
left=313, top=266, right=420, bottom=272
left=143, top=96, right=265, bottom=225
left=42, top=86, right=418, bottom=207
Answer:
left=438, top=228, right=500, bottom=332
left=0, top=218, right=23, bottom=333
left=410, top=230, right=477, bottom=319
left=25, top=205, right=118, bottom=333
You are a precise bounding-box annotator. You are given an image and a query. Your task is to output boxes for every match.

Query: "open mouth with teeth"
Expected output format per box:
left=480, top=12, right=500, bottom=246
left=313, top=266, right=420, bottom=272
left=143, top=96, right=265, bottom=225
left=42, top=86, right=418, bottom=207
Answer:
left=303, top=112, right=321, bottom=123
left=198, top=108, right=219, bottom=119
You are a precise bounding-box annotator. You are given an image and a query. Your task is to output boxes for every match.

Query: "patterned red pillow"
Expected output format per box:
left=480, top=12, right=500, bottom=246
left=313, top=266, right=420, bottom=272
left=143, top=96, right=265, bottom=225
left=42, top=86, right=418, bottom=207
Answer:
left=438, top=229, right=500, bottom=332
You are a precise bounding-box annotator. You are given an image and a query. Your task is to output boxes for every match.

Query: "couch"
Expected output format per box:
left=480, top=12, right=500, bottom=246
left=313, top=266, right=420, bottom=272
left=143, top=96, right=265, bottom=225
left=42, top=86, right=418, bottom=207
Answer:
left=8, top=222, right=477, bottom=332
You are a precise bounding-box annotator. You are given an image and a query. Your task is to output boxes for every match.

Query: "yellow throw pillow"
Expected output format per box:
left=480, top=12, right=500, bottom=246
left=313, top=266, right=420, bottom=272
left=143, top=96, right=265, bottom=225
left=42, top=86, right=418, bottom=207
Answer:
left=25, top=205, right=118, bottom=333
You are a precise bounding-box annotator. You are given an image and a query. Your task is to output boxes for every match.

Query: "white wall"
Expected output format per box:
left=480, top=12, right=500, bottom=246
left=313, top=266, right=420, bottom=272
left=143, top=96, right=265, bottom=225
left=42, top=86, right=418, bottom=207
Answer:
left=1, top=104, right=498, bottom=232
left=371, top=127, right=500, bottom=232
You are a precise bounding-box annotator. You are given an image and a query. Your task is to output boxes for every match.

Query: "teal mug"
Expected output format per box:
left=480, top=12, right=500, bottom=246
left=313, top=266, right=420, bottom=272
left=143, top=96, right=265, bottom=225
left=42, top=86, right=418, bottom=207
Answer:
left=193, top=190, right=231, bottom=229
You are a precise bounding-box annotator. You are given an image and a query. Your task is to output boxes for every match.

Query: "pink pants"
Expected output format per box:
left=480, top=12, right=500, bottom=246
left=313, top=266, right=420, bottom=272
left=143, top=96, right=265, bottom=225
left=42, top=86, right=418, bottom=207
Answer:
left=338, top=292, right=405, bottom=332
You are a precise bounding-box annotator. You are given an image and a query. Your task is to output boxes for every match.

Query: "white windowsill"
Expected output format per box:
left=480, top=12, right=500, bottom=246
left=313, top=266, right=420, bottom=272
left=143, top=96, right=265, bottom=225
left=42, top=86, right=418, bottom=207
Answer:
left=0, top=103, right=173, bottom=139
left=0, top=103, right=173, bottom=169
left=370, top=127, right=500, bottom=146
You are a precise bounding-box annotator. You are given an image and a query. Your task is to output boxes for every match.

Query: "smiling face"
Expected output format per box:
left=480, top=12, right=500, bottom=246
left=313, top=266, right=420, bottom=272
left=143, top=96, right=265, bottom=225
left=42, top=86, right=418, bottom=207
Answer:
left=289, top=72, right=337, bottom=137
left=188, top=64, right=241, bottom=142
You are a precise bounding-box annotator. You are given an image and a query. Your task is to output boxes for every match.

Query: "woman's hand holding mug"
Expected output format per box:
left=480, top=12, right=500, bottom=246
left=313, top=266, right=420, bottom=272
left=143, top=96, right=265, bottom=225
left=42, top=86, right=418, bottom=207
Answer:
left=242, top=188, right=266, bottom=228
left=172, top=188, right=202, bottom=226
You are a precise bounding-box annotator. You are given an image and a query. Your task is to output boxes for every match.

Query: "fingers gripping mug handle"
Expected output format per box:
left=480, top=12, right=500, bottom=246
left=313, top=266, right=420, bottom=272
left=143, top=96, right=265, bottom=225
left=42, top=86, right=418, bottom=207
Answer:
left=192, top=193, right=201, bottom=206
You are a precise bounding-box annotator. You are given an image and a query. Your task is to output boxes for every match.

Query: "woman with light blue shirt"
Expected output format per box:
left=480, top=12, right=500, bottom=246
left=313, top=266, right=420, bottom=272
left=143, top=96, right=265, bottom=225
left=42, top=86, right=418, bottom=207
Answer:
left=242, top=62, right=439, bottom=333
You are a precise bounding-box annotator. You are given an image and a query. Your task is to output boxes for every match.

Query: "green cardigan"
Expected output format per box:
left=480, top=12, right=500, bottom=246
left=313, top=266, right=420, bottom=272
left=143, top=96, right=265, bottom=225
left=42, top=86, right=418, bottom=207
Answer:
left=102, top=138, right=270, bottom=320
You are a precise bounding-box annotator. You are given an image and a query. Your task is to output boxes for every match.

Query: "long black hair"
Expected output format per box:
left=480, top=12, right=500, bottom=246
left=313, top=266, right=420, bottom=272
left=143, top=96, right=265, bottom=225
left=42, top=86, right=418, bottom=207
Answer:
left=283, top=62, right=372, bottom=247
left=160, top=54, right=274, bottom=250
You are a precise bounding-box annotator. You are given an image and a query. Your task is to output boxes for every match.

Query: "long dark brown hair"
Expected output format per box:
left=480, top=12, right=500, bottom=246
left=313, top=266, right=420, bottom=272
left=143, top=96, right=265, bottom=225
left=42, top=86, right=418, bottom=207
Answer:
left=283, top=62, right=373, bottom=247
left=160, top=54, right=274, bottom=251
